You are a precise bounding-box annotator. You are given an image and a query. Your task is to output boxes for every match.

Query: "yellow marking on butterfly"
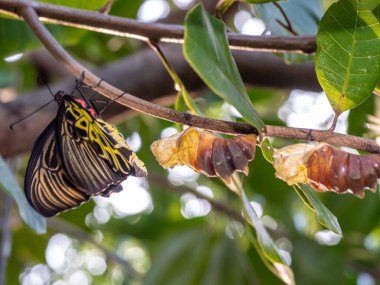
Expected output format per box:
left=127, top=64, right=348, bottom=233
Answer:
left=65, top=100, right=132, bottom=174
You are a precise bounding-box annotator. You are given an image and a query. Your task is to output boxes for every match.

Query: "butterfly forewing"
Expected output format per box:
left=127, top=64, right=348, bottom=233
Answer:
left=25, top=119, right=90, bottom=217
left=97, top=119, right=147, bottom=177
left=62, top=97, right=147, bottom=178
left=58, top=105, right=126, bottom=195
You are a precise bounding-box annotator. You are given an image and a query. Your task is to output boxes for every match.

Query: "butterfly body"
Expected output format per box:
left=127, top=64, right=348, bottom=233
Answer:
left=25, top=92, right=147, bottom=217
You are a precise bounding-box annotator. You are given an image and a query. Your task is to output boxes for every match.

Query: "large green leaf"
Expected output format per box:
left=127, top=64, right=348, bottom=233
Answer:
left=0, top=157, right=46, bottom=234
left=362, top=0, right=380, bottom=10
left=183, top=4, right=264, bottom=130
left=241, top=190, right=284, bottom=264
left=295, top=185, right=342, bottom=235
left=315, top=0, right=380, bottom=113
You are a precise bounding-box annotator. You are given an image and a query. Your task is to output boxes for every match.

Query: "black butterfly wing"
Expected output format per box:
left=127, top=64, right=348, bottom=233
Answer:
left=96, top=118, right=148, bottom=178
left=24, top=119, right=90, bottom=217
left=60, top=96, right=147, bottom=179
left=56, top=97, right=126, bottom=196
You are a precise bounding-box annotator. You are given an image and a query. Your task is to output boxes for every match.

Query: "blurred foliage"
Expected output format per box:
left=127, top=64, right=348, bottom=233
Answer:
left=0, top=1, right=380, bottom=285
left=253, top=0, right=323, bottom=63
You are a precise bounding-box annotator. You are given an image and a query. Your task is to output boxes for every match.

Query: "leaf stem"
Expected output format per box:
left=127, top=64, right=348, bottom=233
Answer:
left=147, top=39, right=203, bottom=115
left=273, top=2, right=298, bottom=36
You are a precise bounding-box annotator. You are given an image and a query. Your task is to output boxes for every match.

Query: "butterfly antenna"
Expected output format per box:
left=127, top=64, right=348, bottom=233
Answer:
left=37, top=76, right=55, bottom=98
left=9, top=99, right=54, bottom=130
left=98, top=92, right=126, bottom=114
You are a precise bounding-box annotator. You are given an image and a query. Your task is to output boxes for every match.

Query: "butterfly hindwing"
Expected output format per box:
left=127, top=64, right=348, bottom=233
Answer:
left=25, top=119, right=90, bottom=217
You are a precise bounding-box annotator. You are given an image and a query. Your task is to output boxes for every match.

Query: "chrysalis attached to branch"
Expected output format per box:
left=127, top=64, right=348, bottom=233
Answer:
left=273, top=143, right=380, bottom=198
left=150, top=127, right=257, bottom=183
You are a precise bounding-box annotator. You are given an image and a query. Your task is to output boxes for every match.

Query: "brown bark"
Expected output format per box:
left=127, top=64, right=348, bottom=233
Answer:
left=0, top=45, right=319, bottom=157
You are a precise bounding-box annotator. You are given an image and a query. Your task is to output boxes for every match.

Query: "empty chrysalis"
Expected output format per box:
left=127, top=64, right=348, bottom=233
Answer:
left=273, top=143, right=380, bottom=198
left=150, top=127, right=257, bottom=183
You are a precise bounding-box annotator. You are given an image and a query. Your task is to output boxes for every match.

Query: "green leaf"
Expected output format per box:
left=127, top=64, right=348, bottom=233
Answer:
left=0, top=156, right=46, bottom=234
left=175, top=92, right=188, bottom=113
left=362, top=0, right=380, bottom=10
left=315, top=0, right=380, bottom=113
left=295, top=185, right=342, bottom=235
left=260, top=138, right=274, bottom=163
left=184, top=4, right=264, bottom=130
left=240, top=190, right=295, bottom=285
left=150, top=41, right=203, bottom=116
left=240, top=190, right=284, bottom=264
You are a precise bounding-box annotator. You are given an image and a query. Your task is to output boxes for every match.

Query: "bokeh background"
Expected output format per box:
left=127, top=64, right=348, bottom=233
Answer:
left=1, top=1, right=380, bottom=285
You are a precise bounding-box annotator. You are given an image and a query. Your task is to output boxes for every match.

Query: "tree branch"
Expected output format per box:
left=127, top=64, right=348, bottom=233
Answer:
left=264, top=126, right=380, bottom=153
left=0, top=46, right=320, bottom=157
left=0, top=0, right=316, bottom=54
left=17, top=3, right=258, bottom=135
left=1, top=1, right=379, bottom=157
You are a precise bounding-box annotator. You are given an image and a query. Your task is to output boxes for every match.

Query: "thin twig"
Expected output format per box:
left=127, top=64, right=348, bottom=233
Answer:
left=273, top=2, right=298, bottom=36
left=264, top=125, right=380, bottom=153
left=328, top=110, right=340, bottom=132
left=147, top=39, right=203, bottom=115
left=0, top=192, right=12, bottom=285
left=47, top=218, right=141, bottom=278
left=0, top=0, right=316, bottom=54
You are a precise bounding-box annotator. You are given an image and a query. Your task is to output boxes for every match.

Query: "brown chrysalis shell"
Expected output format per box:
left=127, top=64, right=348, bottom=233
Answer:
left=273, top=143, right=380, bottom=198
left=150, top=127, right=257, bottom=183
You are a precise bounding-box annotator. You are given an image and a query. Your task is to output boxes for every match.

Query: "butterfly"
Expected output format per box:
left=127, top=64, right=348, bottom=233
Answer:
left=24, top=91, right=147, bottom=217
